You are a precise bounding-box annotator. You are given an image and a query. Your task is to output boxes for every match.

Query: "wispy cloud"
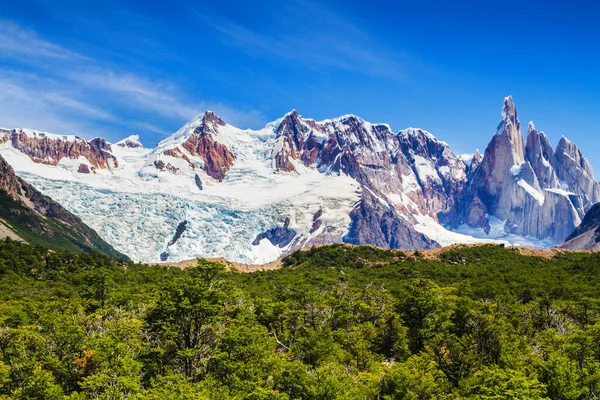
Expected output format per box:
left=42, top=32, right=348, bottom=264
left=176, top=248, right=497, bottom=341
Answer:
left=67, top=69, right=267, bottom=129
left=68, top=70, right=200, bottom=120
left=0, top=78, right=114, bottom=136
left=40, top=92, right=115, bottom=121
left=0, top=21, right=86, bottom=61
left=195, top=0, right=408, bottom=80
left=0, top=21, right=266, bottom=140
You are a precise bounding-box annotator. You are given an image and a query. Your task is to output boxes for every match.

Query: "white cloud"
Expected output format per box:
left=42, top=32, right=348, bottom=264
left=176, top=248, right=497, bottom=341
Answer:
left=0, top=79, right=112, bottom=136
left=0, top=21, right=266, bottom=138
left=0, top=21, right=86, bottom=61
left=67, top=70, right=199, bottom=120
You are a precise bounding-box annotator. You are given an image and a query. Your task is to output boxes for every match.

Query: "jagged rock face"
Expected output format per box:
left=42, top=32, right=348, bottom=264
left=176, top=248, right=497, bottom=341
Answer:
left=555, top=137, right=600, bottom=210
left=344, top=190, right=438, bottom=250
left=525, top=123, right=559, bottom=189
left=161, top=220, right=189, bottom=261
left=467, top=150, right=483, bottom=176
left=319, top=117, right=401, bottom=187
left=0, top=154, right=23, bottom=196
left=272, top=111, right=325, bottom=172
left=463, top=96, right=597, bottom=242
left=398, top=128, right=467, bottom=225
left=0, top=129, right=116, bottom=169
left=270, top=113, right=433, bottom=220
left=310, top=209, right=323, bottom=234
left=182, top=134, right=235, bottom=181
left=562, top=203, right=600, bottom=251
left=469, top=96, right=526, bottom=214
left=165, top=112, right=236, bottom=181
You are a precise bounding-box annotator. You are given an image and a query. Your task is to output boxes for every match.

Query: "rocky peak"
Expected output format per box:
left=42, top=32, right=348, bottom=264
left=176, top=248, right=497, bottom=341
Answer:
left=189, top=111, right=227, bottom=138
left=330, top=115, right=381, bottom=149
left=501, top=95, right=518, bottom=123
left=275, top=110, right=310, bottom=145
left=203, top=110, right=226, bottom=127
left=398, top=127, right=467, bottom=226
left=398, top=128, right=451, bottom=160
left=170, top=112, right=236, bottom=182
left=555, top=136, right=600, bottom=209
left=556, top=136, right=595, bottom=179
left=497, top=95, right=525, bottom=163
left=272, top=111, right=326, bottom=172
left=470, top=150, right=483, bottom=171
left=116, top=135, right=143, bottom=148
left=525, top=122, right=559, bottom=188
left=476, top=96, right=526, bottom=198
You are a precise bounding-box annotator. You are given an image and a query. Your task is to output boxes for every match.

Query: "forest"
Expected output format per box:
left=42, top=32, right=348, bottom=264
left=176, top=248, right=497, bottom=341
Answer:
left=2, top=239, right=600, bottom=399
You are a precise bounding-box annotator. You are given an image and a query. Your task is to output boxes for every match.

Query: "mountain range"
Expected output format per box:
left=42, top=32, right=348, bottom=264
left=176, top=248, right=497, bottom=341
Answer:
left=0, top=96, right=597, bottom=263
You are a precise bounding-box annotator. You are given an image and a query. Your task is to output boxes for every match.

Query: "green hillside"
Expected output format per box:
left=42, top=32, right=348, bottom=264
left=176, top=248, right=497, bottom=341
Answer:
left=2, top=241, right=600, bottom=399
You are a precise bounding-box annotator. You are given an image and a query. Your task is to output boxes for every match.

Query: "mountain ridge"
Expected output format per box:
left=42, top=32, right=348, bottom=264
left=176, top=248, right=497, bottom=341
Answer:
left=0, top=96, right=597, bottom=263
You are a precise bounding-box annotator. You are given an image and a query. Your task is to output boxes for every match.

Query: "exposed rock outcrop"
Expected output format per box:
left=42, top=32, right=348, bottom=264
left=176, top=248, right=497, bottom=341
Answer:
left=561, top=203, right=600, bottom=251
left=525, top=122, right=559, bottom=189
left=272, top=110, right=324, bottom=172
left=398, top=128, right=467, bottom=225
left=310, top=209, right=323, bottom=234
left=160, top=220, right=189, bottom=261
left=344, top=190, right=438, bottom=250
left=167, top=220, right=188, bottom=247
left=555, top=136, right=600, bottom=210
left=194, top=174, right=203, bottom=190
left=0, top=129, right=116, bottom=169
left=253, top=217, right=297, bottom=248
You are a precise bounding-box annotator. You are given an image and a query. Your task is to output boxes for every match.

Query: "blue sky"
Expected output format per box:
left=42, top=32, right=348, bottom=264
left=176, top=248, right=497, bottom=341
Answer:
left=1, top=0, right=599, bottom=170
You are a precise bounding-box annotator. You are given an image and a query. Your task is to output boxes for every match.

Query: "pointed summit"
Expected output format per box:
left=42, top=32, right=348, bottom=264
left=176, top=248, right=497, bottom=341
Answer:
left=283, top=109, right=300, bottom=118
left=525, top=122, right=558, bottom=189
left=502, top=95, right=517, bottom=122
left=116, top=134, right=143, bottom=148
left=200, top=110, right=226, bottom=128
left=492, top=95, right=525, bottom=163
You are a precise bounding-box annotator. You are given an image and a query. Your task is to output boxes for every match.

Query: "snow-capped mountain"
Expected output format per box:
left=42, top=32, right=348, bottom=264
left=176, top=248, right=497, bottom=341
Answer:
left=0, top=96, right=597, bottom=263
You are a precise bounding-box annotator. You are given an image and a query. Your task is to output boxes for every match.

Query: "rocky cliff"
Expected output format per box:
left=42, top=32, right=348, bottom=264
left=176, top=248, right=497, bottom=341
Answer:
left=561, top=203, right=600, bottom=251
left=0, top=128, right=116, bottom=171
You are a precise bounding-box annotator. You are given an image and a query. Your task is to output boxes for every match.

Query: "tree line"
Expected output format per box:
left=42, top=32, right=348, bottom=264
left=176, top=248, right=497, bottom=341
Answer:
left=1, top=239, right=600, bottom=398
